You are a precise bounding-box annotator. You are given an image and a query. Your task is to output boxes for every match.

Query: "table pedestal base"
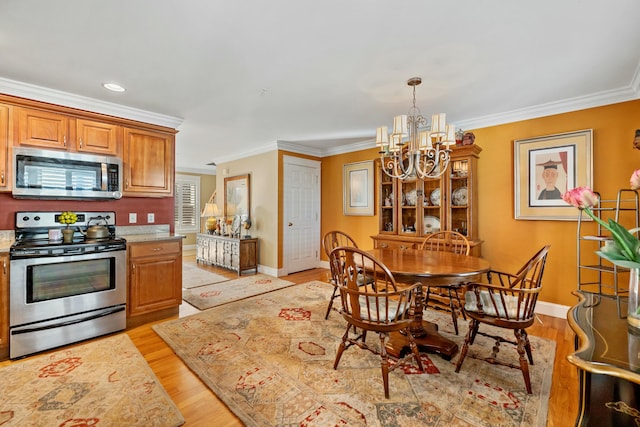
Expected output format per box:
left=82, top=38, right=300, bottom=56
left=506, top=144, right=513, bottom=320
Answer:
left=386, top=320, right=459, bottom=360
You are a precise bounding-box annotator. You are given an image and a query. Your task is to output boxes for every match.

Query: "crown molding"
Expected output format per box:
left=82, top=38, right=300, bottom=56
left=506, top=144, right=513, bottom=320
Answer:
left=0, top=77, right=184, bottom=129
left=276, top=140, right=324, bottom=157
left=211, top=141, right=279, bottom=165
left=176, top=165, right=217, bottom=176
left=456, top=85, right=640, bottom=131
left=631, top=61, right=640, bottom=94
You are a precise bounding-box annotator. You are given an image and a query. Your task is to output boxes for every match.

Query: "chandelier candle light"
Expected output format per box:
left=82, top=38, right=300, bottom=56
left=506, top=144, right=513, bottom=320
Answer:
left=376, top=77, right=456, bottom=180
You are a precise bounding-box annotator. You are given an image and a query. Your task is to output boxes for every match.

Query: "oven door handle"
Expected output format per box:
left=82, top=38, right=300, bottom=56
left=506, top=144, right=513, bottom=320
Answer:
left=11, top=306, right=126, bottom=335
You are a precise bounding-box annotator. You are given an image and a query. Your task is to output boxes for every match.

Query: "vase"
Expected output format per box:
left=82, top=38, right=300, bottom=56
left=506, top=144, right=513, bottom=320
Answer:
left=62, top=228, right=74, bottom=243
left=629, top=268, right=640, bottom=330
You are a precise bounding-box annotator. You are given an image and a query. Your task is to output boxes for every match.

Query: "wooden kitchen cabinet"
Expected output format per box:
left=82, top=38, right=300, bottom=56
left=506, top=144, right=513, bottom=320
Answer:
left=197, top=234, right=258, bottom=275
left=75, top=119, right=121, bottom=155
left=15, top=107, right=121, bottom=155
left=0, top=104, right=9, bottom=191
left=122, top=127, right=174, bottom=197
left=372, top=144, right=482, bottom=256
left=128, top=239, right=182, bottom=317
left=0, top=254, right=8, bottom=360
left=16, top=107, right=69, bottom=150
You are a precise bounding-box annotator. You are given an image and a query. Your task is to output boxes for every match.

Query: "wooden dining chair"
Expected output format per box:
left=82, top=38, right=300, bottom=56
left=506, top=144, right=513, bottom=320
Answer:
left=420, top=230, right=471, bottom=335
left=328, top=246, right=424, bottom=398
left=455, top=245, right=550, bottom=394
left=322, top=230, right=367, bottom=319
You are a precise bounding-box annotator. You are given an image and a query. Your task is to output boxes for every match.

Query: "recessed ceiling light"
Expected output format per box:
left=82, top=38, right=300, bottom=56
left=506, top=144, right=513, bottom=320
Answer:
left=102, top=83, right=125, bottom=92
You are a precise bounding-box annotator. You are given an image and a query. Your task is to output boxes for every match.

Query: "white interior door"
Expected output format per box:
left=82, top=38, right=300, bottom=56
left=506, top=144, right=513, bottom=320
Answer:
left=283, top=156, right=320, bottom=274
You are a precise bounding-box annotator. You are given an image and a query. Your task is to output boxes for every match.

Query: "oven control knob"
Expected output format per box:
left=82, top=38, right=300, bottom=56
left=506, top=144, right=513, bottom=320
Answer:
left=34, top=216, right=40, bottom=221
left=113, top=191, right=122, bottom=200
left=22, top=216, right=29, bottom=221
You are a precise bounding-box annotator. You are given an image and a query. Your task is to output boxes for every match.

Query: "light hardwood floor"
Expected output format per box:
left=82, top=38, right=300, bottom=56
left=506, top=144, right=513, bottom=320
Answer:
left=2, top=255, right=579, bottom=426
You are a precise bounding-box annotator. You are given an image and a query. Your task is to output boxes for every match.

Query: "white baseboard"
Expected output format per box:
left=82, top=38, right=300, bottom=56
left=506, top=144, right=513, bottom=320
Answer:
left=534, top=300, right=569, bottom=319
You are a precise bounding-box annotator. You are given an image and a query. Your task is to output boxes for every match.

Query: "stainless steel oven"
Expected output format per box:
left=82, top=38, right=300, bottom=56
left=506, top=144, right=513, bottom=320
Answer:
left=9, top=211, right=126, bottom=359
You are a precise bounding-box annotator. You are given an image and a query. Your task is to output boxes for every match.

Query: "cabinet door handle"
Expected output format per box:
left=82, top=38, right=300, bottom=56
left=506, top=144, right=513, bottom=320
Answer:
left=380, top=243, right=388, bottom=248
left=3, top=259, right=6, bottom=275
left=152, top=248, right=162, bottom=251
left=125, top=179, right=129, bottom=188
left=63, top=135, right=67, bottom=147
left=79, top=137, right=83, bottom=148
left=0, top=170, right=4, bottom=184
left=288, top=222, right=293, bottom=227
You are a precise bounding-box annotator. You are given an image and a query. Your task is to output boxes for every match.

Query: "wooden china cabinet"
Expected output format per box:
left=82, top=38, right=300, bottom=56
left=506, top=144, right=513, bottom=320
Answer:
left=372, top=144, right=482, bottom=256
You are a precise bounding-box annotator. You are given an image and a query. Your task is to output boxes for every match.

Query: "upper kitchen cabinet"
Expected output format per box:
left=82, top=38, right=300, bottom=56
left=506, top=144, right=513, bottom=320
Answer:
left=0, top=104, right=10, bottom=191
left=15, top=107, right=121, bottom=155
left=75, top=119, right=121, bottom=155
left=122, top=127, right=174, bottom=197
left=16, top=107, right=69, bottom=150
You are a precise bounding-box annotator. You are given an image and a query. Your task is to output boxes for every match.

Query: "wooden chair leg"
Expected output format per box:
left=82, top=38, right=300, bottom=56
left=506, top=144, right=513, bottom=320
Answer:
left=407, top=331, right=424, bottom=372
left=455, top=319, right=477, bottom=373
left=453, top=287, right=466, bottom=321
left=522, top=329, right=534, bottom=364
left=333, top=325, right=350, bottom=370
left=515, top=329, right=533, bottom=394
left=379, top=333, right=391, bottom=399
left=447, top=288, right=459, bottom=335
left=325, top=287, right=338, bottom=319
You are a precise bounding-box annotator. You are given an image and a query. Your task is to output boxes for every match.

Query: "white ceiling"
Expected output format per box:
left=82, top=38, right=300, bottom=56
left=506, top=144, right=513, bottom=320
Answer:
left=1, top=0, right=639, bottom=173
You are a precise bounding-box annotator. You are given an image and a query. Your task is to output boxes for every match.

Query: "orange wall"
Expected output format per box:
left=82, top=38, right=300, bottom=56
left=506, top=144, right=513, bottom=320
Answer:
left=321, top=99, right=640, bottom=307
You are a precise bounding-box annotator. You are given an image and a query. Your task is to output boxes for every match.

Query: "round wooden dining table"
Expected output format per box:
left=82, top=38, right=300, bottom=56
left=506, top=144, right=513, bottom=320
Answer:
left=366, top=248, right=491, bottom=359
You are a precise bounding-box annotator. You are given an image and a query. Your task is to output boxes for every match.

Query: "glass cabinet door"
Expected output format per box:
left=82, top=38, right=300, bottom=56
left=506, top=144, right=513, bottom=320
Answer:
left=399, top=178, right=420, bottom=236
left=422, top=177, right=443, bottom=236
left=450, top=159, right=470, bottom=236
left=378, top=165, right=396, bottom=234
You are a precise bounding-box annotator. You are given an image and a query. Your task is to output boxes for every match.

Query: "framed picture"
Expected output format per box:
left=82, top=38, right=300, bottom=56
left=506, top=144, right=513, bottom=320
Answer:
left=343, top=161, right=374, bottom=216
left=514, top=129, right=593, bottom=220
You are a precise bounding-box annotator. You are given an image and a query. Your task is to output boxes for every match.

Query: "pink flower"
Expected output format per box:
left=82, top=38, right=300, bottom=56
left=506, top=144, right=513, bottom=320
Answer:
left=561, top=187, right=598, bottom=209
left=631, top=170, right=640, bottom=190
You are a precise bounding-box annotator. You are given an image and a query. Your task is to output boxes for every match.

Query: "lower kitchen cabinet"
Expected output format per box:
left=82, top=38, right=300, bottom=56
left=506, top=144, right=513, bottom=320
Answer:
left=128, top=239, right=182, bottom=317
left=0, top=254, right=8, bottom=359
left=196, top=234, right=258, bottom=275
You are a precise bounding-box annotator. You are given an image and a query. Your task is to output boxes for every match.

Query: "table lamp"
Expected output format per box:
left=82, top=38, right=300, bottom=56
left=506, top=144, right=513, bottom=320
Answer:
left=201, top=203, right=219, bottom=234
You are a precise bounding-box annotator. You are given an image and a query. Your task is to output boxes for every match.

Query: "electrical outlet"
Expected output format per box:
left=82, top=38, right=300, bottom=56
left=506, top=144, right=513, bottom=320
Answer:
left=147, top=213, right=155, bottom=223
left=129, top=213, right=137, bottom=223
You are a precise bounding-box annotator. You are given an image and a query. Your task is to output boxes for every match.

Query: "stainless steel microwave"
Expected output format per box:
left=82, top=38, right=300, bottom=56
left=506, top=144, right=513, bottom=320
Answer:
left=12, top=147, right=123, bottom=200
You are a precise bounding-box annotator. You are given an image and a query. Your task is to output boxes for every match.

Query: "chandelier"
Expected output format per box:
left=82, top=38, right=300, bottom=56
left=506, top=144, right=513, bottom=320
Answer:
left=375, top=77, right=455, bottom=180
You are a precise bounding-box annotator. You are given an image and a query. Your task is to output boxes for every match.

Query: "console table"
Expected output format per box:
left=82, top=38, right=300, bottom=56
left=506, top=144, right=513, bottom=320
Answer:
left=196, top=234, right=258, bottom=276
left=567, top=291, right=640, bottom=426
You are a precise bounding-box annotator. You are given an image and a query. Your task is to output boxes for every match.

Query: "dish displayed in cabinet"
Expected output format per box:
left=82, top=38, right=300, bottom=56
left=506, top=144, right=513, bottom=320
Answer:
left=429, top=188, right=441, bottom=206
left=452, top=186, right=468, bottom=206
left=403, top=189, right=417, bottom=206
left=423, top=215, right=441, bottom=234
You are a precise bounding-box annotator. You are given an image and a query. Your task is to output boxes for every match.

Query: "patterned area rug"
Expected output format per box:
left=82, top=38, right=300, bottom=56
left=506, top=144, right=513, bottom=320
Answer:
left=155, top=281, right=554, bottom=426
left=182, top=262, right=229, bottom=289
left=0, top=334, right=184, bottom=427
left=182, top=273, right=296, bottom=310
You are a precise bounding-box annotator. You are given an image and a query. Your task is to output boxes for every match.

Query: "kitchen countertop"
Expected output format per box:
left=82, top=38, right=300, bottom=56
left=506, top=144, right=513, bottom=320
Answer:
left=0, top=226, right=184, bottom=253
left=120, top=233, right=185, bottom=243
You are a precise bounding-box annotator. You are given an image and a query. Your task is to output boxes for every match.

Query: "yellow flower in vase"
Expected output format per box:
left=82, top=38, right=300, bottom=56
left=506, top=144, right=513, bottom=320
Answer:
left=59, top=211, right=78, bottom=242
